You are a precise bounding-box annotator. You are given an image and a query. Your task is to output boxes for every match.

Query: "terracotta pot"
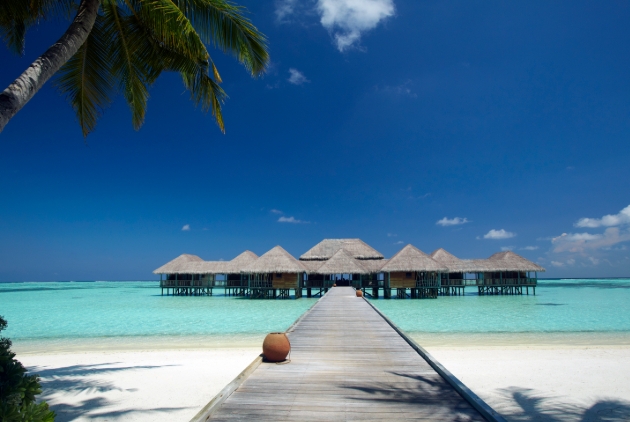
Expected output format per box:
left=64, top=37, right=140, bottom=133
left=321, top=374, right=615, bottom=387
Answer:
left=333, top=283, right=337, bottom=287
left=262, top=332, right=290, bottom=362
left=356, top=289, right=363, bottom=297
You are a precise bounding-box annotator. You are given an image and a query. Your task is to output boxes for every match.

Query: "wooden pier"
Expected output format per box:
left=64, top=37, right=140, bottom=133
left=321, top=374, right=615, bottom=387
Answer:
left=196, top=287, right=502, bottom=421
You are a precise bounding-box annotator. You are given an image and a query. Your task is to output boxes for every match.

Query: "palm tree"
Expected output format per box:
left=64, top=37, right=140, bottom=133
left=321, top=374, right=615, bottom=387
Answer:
left=0, top=0, right=268, bottom=136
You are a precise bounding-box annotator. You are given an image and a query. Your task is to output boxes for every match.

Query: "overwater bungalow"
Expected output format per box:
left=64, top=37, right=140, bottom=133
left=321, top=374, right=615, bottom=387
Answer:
left=381, top=244, right=448, bottom=299
left=430, top=248, right=545, bottom=295
left=300, top=239, right=385, bottom=295
left=154, top=251, right=257, bottom=296
left=154, top=238, right=545, bottom=299
left=242, top=246, right=306, bottom=299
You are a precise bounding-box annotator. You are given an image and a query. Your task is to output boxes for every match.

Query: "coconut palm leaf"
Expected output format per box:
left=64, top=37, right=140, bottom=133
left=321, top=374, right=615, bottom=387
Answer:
left=173, top=0, right=268, bottom=75
left=55, top=15, right=115, bottom=136
left=0, top=0, right=76, bottom=55
left=102, top=0, right=152, bottom=130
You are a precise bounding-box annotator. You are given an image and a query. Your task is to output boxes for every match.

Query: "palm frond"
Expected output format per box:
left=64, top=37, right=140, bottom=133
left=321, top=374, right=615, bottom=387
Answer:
left=0, top=0, right=76, bottom=55
left=102, top=0, right=151, bottom=130
left=172, top=0, right=268, bottom=76
left=141, top=36, right=226, bottom=131
left=126, top=0, right=210, bottom=61
left=55, top=14, right=115, bottom=137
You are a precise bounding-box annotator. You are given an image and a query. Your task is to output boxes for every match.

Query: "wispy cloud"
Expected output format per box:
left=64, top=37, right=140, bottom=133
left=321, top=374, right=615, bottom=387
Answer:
left=275, top=0, right=298, bottom=22
left=288, top=68, right=310, bottom=85
left=551, top=227, right=630, bottom=253
left=482, top=229, right=516, bottom=240
left=181, top=224, right=190, bottom=231
left=521, top=246, right=539, bottom=251
left=387, top=233, right=397, bottom=237
left=501, top=246, right=514, bottom=251
left=270, top=209, right=283, bottom=214
left=436, top=217, right=469, bottom=227
left=317, top=0, right=395, bottom=51
left=278, top=216, right=309, bottom=224
left=575, top=205, right=630, bottom=228
left=394, top=240, right=404, bottom=245
left=375, top=80, right=417, bottom=98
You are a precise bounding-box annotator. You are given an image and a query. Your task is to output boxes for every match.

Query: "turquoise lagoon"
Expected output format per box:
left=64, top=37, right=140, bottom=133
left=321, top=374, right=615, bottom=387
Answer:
left=1, top=279, right=629, bottom=352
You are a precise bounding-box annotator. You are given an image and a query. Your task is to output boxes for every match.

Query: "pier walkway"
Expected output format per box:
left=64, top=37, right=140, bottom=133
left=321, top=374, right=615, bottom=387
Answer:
left=205, top=287, right=493, bottom=421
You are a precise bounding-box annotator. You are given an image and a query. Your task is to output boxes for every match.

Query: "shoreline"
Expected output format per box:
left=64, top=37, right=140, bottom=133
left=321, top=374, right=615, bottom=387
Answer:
left=13, top=330, right=630, bottom=355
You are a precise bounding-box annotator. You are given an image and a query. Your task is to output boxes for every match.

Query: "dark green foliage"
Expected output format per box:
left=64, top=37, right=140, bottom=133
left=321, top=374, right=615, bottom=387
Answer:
left=0, top=316, right=55, bottom=422
left=0, top=0, right=268, bottom=136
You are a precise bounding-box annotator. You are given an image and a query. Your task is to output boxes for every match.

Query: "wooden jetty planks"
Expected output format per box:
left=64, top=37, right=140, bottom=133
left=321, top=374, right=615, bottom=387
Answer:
left=207, top=287, right=490, bottom=421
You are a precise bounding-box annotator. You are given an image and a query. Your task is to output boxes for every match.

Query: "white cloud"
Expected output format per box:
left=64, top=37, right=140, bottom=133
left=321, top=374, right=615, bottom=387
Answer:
left=288, top=68, right=310, bottom=85
left=387, top=233, right=397, bottom=237
left=501, top=246, right=514, bottom=251
left=551, top=227, right=630, bottom=253
left=436, top=217, right=469, bottom=227
left=270, top=209, right=283, bottom=214
left=521, top=246, right=539, bottom=251
left=575, top=205, right=630, bottom=228
left=376, top=81, right=417, bottom=98
left=588, top=257, right=600, bottom=265
left=317, top=0, right=395, bottom=51
left=551, top=261, right=564, bottom=267
left=394, top=240, right=404, bottom=245
left=278, top=216, right=309, bottom=224
left=181, top=224, right=190, bottom=231
left=275, top=0, right=298, bottom=22
left=483, top=229, right=516, bottom=240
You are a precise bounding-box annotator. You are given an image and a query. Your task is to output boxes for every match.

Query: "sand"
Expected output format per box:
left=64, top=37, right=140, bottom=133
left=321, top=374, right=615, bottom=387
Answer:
left=20, top=348, right=261, bottom=422
left=427, top=346, right=630, bottom=421
left=18, top=344, right=630, bottom=422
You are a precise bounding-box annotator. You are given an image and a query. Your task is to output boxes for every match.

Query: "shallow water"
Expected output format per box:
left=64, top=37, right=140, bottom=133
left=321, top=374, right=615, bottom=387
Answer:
left=370, top=278, right=630, bottom=346
left=1, top=279, right=629, bottom=352
left=0, top=281, right=316, bottom=352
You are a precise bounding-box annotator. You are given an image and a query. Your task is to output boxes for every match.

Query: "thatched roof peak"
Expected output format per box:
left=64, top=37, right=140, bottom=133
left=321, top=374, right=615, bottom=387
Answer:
left=381, top=244, right=448, bottom=272
left=300, top=238, right=384, bottom=260
left=153, top=254, right=203, bottom=274
left=243, top=246, right=306, bottom=273
left=487, top=251, right=546, bottom=272
left=430, top=248, right=462, bottom=264
left=314, top=249, right=370, bottom=274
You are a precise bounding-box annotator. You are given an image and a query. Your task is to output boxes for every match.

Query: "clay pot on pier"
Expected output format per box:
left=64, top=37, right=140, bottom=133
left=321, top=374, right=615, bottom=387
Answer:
left=356, top=289, right=363, bottom=297
left=333, top=283, right=337, bottom=287
left=262, top=332, right=291, bottom=362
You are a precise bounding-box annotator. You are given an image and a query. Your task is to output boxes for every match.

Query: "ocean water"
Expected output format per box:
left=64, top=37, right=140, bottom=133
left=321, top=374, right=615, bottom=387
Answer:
left=0, top=281, right=317, bottom=352
left=1, top=279, right=629, bottom=352
left=371, top=278, right=630, bottom=346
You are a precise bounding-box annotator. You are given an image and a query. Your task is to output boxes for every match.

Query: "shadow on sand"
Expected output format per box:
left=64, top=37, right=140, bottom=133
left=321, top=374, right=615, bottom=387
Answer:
left=28, top=363, right=188, bottom=422
left=495, top=387, right=630, bottom=422
left=342, top=371, right=630, bottom=422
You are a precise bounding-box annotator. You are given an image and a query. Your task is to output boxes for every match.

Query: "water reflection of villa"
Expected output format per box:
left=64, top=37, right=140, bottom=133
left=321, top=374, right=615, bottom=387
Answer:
left=153, top=238, right=544, bottom=298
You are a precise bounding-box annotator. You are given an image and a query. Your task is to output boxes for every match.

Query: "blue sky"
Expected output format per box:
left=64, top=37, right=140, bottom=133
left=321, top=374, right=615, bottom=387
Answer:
left=1, top=0, right=629, bottom=281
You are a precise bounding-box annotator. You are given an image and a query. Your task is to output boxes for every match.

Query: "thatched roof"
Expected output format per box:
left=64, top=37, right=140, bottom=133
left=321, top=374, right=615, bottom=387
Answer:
left=430, top=248, right=461, bottom=266
left=430, top=248, right=546, bottom=272
left=487, top=251, right=546, bottom=272
left=153, top=254, right=203, bottom=274
left=360, top=259, right=388, bottom=273
left=313, top=249, right=370, bottom=274
left=227, top=250, right=258, bottom=273
left=381, top=244, right=448, bottom=272
left=242, top=246, right=306, bottom=273
left=300, top=260, right=325, bottom=272
left=300, top=239, right=384, bottom=260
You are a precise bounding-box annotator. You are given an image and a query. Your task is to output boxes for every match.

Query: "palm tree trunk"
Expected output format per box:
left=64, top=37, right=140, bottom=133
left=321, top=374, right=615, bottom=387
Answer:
left=0, top=0, right=101, bottom=133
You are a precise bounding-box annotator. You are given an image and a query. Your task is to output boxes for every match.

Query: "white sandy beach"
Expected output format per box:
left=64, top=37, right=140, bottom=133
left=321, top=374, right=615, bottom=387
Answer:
left=18, top=343, right=630, bottom=422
